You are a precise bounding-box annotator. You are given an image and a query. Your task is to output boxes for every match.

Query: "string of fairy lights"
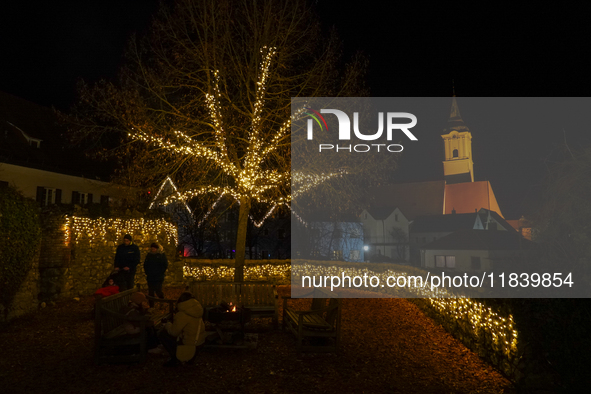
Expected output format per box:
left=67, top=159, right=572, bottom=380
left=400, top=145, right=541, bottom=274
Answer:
left=127, top=46, right=342, bottom=229
left=289, top=263, right=519, bottom=357
left=183, top=260, right=518, bottom=359
left=183, top=261, right=291, bottom=281
left=149, top=172, right=333, bottom=230
left=63, top=216, right=178, bottom=246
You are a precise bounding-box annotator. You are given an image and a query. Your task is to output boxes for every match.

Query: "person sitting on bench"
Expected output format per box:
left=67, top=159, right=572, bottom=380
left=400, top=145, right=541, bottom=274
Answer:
left=158, top=292, right=206, bottom=367
left=120, top=292, right=159, bottom=351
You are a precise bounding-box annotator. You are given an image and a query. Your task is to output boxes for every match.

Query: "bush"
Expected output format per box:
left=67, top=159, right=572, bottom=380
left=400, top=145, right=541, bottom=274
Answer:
left=0, top=187, right=42, bottom=313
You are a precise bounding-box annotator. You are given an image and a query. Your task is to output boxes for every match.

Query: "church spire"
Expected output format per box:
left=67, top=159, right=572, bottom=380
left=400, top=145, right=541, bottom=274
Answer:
left=449, top=96, right=463, bottom=123
left=445, top=96, right=468, bottom=133
left=441, top=95, right=474, bottom=184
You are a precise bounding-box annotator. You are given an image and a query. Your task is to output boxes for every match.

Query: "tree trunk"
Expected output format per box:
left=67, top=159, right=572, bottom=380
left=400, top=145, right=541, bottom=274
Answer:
left=234, top=196, right=251, bottom=282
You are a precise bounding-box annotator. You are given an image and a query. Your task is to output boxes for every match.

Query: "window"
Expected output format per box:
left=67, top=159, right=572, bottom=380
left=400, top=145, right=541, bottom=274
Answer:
left=71, top=191, right=93, bottom=205
left=0, top=180, right=8, bottom=188
left=445, top=256, right=455, bottom=268
left=36, top=187, right=62, bottom=206
left=471, top=256, right=481, bottom=270
left=435, top=255, right=455, bottom=268
left=435, top=255, right=445, bottom=267
left=453, top=149, right=459, bottom=158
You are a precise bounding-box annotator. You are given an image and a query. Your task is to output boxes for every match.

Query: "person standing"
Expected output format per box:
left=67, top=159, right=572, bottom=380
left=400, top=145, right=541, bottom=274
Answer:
left=114, top=234, right=141, bottom=290
left=144, top=242, right=168, bottom=308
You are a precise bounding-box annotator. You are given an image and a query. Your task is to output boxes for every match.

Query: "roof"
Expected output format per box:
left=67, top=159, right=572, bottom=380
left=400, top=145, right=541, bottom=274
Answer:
left=411, top=212, right=477, bottom=233
left=0, top=91, right=111, bottom=179
left=365, top=206, right=399, bottom=221
left=367, top=180, right=445, bottom=220
left=421, top=229, right=533, bottom=251
left=443, top=97, right=469, bottom=133
left=444, top=181, right=503, bottom=218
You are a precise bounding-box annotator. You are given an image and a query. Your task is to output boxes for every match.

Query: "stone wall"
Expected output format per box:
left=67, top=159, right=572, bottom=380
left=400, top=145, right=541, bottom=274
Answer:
left=37, top=214, right=184, bottom=301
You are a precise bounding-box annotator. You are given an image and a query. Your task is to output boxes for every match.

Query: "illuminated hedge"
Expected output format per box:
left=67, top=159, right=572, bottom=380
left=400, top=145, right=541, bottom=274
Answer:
left=186, top=258, right=519, bottom=370
left=183, top=258, right=291, bottom=283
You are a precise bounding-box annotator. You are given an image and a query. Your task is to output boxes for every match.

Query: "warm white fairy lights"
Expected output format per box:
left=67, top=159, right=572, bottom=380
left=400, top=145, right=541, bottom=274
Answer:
left=183, top=260, right=291, bottom=282
left=290, top=262, right=519, bottom=358
left=183, top=258, right=519, bottom=363
left=292, top=170, right=346, bottom=198
left=63, top=215, right=178, bottom=246
left=149, top=176, right=192, bottom=213
left=126, top=46, right=292, bottom=211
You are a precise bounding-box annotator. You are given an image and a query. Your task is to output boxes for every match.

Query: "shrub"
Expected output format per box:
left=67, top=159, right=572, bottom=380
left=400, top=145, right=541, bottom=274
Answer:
left=0, top=187, right=42, bottom=312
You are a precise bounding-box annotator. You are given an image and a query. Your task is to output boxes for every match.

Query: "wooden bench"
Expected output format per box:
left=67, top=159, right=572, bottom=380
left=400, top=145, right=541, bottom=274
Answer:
left=190, top=282, right=279, bottom=328
left=94, top=287, right=175, bottom=364
left=282, top=290, right=341, bottom=353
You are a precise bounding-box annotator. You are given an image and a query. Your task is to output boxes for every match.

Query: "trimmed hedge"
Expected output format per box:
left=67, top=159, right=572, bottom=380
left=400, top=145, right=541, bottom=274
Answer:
left=0, top=187, right=42, bottom=314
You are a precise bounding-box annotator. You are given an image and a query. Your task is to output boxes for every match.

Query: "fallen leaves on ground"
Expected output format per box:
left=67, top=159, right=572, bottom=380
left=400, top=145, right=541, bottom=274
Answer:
left=0, top=286, right=512, bottom=394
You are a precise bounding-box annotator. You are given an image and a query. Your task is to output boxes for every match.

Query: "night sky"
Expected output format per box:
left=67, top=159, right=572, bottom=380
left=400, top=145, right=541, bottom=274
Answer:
left=1, top=1, right=590, bottom=219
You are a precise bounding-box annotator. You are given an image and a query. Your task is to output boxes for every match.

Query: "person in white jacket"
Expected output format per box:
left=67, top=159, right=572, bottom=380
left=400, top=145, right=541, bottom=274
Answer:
left=158, top=292, right=206, bottom=367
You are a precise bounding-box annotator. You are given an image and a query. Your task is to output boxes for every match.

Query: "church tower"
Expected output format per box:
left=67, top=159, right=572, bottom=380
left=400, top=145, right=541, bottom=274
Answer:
left=441, top=97, right=474, bottom=184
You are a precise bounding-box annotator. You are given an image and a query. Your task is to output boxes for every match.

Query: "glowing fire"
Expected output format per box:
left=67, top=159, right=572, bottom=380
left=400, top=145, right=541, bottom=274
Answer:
left=231, top=305, right=237, bottom=312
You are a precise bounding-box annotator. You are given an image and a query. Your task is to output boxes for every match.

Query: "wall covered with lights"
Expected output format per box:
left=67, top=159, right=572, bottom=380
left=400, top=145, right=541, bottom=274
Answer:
left=38, top=215, right=183, bottom=300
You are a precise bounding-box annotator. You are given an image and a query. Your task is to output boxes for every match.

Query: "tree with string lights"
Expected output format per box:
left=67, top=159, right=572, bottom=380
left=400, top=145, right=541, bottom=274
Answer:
left=66, top=0, right=373, bottom=281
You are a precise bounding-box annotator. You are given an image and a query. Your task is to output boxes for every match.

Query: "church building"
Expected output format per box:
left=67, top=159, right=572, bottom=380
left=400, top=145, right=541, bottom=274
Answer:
left=361, top=97, right=509, bottom=264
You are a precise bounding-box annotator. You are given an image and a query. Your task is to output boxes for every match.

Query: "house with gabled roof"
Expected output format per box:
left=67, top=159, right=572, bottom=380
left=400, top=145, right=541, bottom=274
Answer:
left=0, top=91, right=124, bottom=206
left=420, top=229, right=534, bottom=272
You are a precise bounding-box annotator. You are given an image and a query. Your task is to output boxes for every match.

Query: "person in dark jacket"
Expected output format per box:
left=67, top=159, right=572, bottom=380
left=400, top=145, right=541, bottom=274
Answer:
left=114, top=234, right=141, bottom=290
left=144, top=242, right=168, bottom=307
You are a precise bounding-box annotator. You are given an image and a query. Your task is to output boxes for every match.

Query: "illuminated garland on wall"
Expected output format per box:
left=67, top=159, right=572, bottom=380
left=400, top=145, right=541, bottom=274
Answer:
left=64, top=216, right=178, bottom=246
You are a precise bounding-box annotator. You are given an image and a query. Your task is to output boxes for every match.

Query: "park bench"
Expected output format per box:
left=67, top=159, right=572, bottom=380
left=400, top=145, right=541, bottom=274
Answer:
left=190, top=282, right=279, bottom=328
left=282, top=289, right=342, bottom=353
left=94, top=287, right=175, bottom=364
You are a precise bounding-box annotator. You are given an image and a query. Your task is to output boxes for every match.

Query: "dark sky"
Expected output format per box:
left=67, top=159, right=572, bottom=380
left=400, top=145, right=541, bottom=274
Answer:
left=1, top=1, right=590, bottom=219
